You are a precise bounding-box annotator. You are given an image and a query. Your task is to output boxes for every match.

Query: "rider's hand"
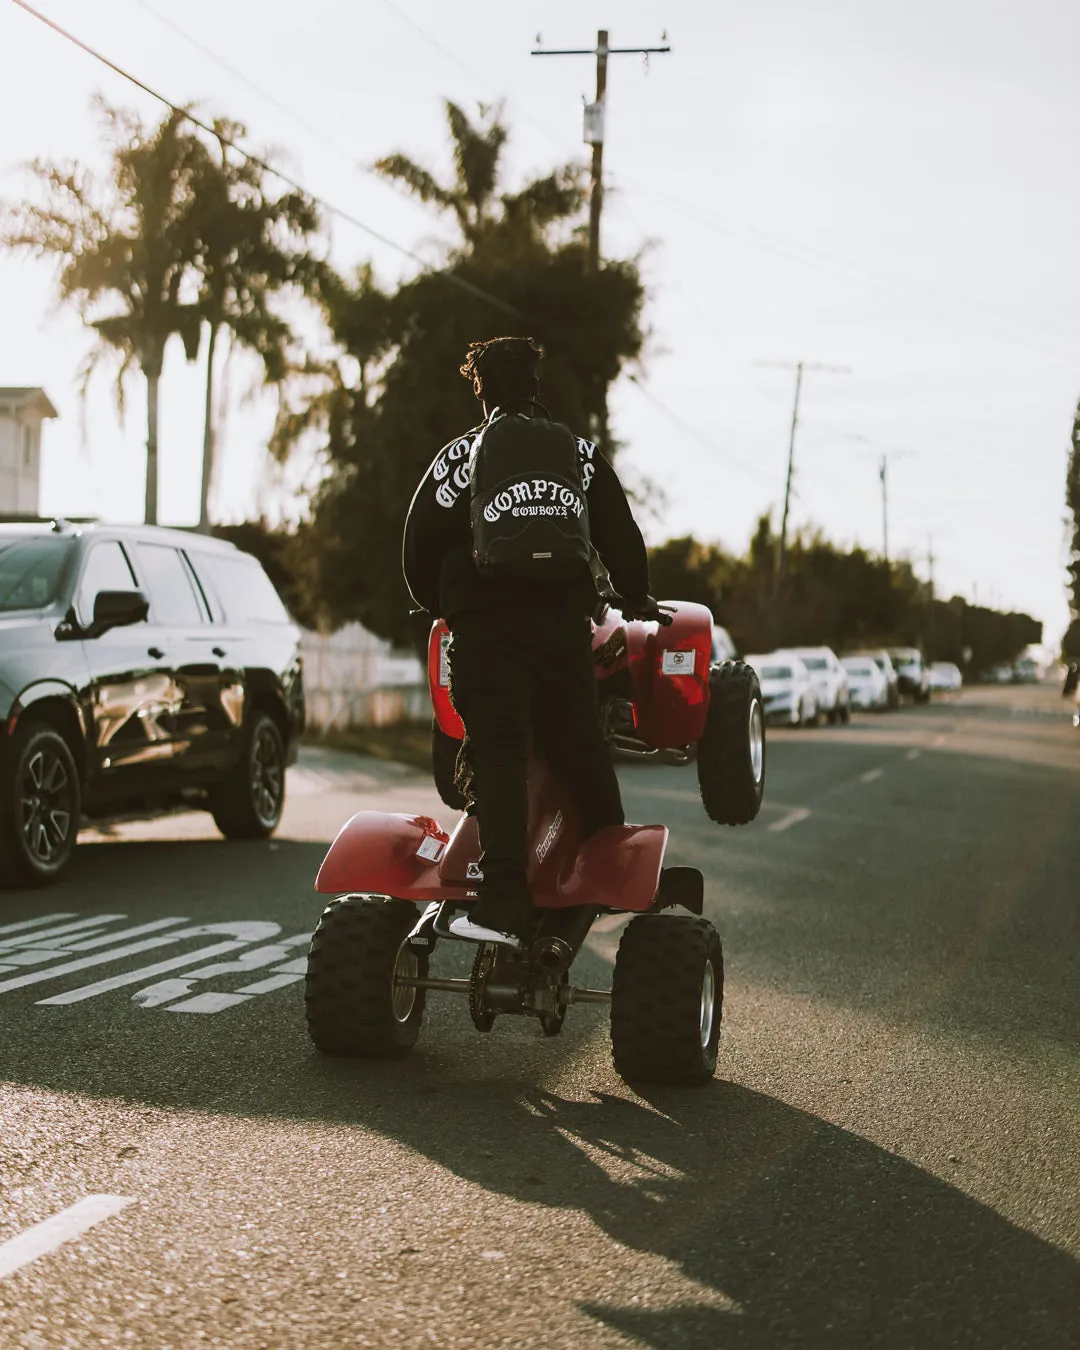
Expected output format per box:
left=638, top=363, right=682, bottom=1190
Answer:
left=620, top=594, right=674, bottom=626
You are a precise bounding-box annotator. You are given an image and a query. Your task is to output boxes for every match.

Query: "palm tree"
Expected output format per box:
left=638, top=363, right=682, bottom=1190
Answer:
left=375, top=101, right=584, bottom=257
left=1, top=100, right=206, bottom=524
left=189, top=125, right=321, bottom=530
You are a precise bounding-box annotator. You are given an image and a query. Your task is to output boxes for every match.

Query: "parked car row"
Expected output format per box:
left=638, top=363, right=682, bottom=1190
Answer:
left=742, top=648, right=850, bottom=727
left=737, top=642, right=953, bottom=727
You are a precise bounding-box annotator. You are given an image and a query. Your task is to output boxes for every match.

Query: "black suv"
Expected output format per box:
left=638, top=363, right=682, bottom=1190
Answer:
left=0, top=521, right=305, bottom=888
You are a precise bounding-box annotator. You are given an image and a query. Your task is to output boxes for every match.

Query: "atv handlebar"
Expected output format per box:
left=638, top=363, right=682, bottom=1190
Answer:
left=599, top=593, right=675, bottom=627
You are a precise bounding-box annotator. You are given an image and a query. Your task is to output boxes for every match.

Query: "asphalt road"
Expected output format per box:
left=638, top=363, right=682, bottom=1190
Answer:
left=0, top=683, right=1078, bottom=1348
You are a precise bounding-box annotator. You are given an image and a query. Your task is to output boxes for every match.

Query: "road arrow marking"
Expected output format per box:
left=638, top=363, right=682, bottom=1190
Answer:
left=859, top=767, right=885, bottom=783
left=0, top=1196, right=134, bottom=1282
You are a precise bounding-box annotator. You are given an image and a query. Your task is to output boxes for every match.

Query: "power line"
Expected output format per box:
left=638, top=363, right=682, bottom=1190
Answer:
left=132, top=0, right=367, bottom=171
left=10, top=0, right=519, bottom=317
left=625, top=374, right=778, bottom=489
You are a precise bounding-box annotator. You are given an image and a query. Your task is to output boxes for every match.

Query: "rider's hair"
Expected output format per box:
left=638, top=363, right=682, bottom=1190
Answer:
left=460, top=336, right=543, bottom=407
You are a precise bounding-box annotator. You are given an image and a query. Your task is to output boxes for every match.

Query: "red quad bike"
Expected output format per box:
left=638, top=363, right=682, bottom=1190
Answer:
left=304, top=598, right=765, bottom=1086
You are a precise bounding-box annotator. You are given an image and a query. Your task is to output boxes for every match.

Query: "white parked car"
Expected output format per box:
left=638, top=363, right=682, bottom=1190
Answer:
left=850, top=649, right=900, bottom=709
left=711, top=626, right=737, bottom=664
left=786, top=647, right=851, bottom=724
left=842, top=655, right=890, bottom=710
left=928, top=661, right=963, bottom=692
left=745, top=652, right=820, bottom=727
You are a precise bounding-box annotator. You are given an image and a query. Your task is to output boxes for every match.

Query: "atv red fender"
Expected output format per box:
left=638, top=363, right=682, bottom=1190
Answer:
left=315, top=757, right=668, bottom=912
left=315, top=810, right=666, bottom=911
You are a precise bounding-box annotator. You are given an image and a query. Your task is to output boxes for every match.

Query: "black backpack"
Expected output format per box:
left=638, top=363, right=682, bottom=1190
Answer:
left=468, top=406, right=591, bottom=583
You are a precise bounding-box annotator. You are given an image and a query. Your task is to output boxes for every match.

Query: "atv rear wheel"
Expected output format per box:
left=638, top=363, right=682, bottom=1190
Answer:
left=305, top=896, right=426, bottom=1058
left=697, top=661, right=765, bottom=825
left=610, top=914, right=723, bottom=1085
left=432, top=719, right=467, bottom=811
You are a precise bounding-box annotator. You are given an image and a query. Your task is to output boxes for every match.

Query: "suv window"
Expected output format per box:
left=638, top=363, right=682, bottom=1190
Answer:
left=135, top=543, right=205, bottom=626
left=75, top=540, right=136, bottom=627
left=189, top=551, right=290, bottom=625
left=0, top=535, right=74, bottom=612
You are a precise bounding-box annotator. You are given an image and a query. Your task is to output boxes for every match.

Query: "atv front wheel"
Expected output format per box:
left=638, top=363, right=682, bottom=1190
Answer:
left=697, top=661, right=765, bottom=825
left=432, top=719, right=467, bottom=811
left=610, top=914, right=723, bottom=1085
left=305, top=896, right=426, bottom=1057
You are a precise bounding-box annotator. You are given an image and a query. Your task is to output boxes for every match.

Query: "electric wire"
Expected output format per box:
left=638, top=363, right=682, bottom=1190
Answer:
left=624, top=374, right=779, bottom=489
left=9, top=0, right=519, bottom=317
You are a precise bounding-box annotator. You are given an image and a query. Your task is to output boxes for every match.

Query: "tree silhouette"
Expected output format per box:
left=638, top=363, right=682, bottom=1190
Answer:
left=189, top=124, right=321, bottom=530
left=1, top=99, right=206, bottom=524
left=274, top=101, right=644, bottom=644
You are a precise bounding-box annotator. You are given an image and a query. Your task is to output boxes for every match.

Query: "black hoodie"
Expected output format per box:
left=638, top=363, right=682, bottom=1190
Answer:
left=402, top=416, right=649, bottom=621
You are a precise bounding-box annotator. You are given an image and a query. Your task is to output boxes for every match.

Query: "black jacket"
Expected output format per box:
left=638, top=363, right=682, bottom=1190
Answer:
left=403, top=415, right=649, bottom=621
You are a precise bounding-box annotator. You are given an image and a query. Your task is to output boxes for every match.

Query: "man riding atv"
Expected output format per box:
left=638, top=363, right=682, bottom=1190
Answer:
left=402, top=336, right=657, bottom=949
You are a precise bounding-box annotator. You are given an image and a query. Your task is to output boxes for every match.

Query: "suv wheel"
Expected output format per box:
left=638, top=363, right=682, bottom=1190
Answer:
left=211, top=711, right=286, bottom=840
left=0, top=722, right=81, bottom=888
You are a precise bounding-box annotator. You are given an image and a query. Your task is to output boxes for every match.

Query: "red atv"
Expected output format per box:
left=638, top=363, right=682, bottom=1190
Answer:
left=304, top=599, right=764, bottom=1086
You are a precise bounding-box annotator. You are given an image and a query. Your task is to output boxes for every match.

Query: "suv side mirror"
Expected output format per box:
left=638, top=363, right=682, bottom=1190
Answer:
left=91, top=589, right=149, bottom=635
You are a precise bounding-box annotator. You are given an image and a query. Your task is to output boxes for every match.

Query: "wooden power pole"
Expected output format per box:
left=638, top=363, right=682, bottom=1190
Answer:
left=531, top=30, right=670, bottom=273
left=755, top=360, right=850, bottom=589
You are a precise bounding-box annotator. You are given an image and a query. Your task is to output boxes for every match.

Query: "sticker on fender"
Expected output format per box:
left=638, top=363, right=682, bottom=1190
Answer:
left=416, top=835, right=444, bottom=862
left=661, top=650, right=695, bottom=675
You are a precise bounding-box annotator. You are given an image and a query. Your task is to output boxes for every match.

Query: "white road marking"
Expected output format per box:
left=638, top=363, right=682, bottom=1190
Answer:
left=906, top=749, right=921, bottom=760
left=0, top=913, right=77, bottom=938
left=859, top=767, right=885, bottom=783
left=0, top=915, right=126, bottom=951
left=1, top=920, right=190, bottom=968
left=36, top=938, right=279, bottom=1006
left=0, top=921, right=281, bottom=998
left=767, top=807, right=812, bottom=833
left=165, top=955, right=311, bottom=1013
left=130, top=937, right=309, bottom=1008
left=0, top=1195, right=133, bottom=1282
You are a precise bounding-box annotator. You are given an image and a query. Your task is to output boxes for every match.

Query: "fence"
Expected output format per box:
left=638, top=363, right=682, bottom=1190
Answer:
left=299, top=623, right=428, bottom=730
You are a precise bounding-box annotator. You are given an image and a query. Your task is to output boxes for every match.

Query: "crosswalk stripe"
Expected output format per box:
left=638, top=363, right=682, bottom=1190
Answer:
left=0, top=914, right=77, bottom=938
left=0, top=915, right=126, bottom=951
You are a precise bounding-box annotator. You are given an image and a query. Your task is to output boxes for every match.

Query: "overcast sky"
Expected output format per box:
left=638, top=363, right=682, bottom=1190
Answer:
left=2, top=0, right=1078, bottom=640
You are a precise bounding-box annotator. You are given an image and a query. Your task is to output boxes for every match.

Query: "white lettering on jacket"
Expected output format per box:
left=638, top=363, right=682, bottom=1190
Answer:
left=432, top=436, right=598, bottom=510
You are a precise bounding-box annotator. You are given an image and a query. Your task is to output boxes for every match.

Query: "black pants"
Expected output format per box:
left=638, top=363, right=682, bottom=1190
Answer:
left=447, top=607, right=625, bottom=897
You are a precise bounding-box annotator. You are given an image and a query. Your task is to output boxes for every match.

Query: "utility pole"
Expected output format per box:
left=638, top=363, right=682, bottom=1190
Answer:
left=755, top=360, right=850, bottom=588
left=532, top=30, right=670, bottom=273
left=879, top=454, right=889, bottom=564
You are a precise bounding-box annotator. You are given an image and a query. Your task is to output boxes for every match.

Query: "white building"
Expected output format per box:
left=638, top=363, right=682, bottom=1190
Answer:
left=0, top=387, right=57, bottom=517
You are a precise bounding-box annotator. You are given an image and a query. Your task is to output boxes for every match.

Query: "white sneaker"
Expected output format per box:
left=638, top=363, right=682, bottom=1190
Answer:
left=448, top=915, right=523, bottom=950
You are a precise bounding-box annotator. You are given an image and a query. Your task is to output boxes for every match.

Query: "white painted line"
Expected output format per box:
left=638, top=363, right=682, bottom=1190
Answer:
left=0, top=914, right=77, bottom=938
left=0, top=915, right=126, bottom=951
left=36, top=940, right=257, bottom=1005
left=2, top=921, right=191, bottom=970
left=0, top=1196, right=133, bottom=1282
left=164, top=990, right=251, bottom=1014
left=130, top=936, right=310, bottom=1009
left=906, top=749, right=921, bottom=761
left=0, top=921, right=280, bottom=997
left=859, top=767, right=885, bottom=783
left=768, top=807, right=812, bottom=833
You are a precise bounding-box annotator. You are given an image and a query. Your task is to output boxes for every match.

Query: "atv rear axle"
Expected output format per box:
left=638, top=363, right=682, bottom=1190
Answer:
left=394, top=975, right=611, bottom=1005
